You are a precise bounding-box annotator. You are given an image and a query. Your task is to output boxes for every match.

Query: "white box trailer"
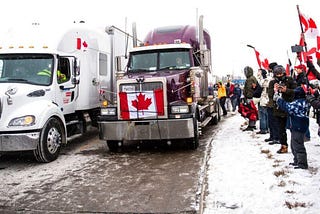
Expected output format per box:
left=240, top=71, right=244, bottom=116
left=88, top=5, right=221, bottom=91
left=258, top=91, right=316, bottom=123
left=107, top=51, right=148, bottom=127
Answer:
left=0, top=23, right=130, bottom=162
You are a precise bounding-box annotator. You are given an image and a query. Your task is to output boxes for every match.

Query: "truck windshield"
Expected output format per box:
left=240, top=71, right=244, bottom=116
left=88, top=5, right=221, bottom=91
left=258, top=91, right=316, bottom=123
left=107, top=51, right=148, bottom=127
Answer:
left=128, top=49, right=191, bottom=73
left=0, top=54, right=54, bottom=86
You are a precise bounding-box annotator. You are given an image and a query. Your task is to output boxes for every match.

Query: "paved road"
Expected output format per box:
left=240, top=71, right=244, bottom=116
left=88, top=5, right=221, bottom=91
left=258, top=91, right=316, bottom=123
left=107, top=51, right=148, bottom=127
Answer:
left=0, top=123, right=219, bottom=213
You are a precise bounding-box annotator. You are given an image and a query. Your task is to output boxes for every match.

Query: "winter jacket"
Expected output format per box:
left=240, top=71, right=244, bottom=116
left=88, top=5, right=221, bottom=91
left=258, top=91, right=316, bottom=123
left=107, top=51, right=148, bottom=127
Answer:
left=276, top=98, right=309, bottom=133
left=258, top=77, right=270, bottom=107
left=268, top=76, right=297, bottom=117
left=244, top=67, right=257, bottom=99
left=234, top=86, right=242, bottom=98
left=295, top=71, right=308, bottom=85
left=306, top=93, right=320, bottom=125
left=217, top=84, right=227, bottom=99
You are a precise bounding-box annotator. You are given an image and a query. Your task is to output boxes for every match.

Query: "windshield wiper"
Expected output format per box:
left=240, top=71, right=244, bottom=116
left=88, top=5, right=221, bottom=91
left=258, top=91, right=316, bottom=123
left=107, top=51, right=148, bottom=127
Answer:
left=128, top=69, right=152, bottom=72
left=5, top=78, right=31, bottom=83
left=159, top=66, right=175, bottom=70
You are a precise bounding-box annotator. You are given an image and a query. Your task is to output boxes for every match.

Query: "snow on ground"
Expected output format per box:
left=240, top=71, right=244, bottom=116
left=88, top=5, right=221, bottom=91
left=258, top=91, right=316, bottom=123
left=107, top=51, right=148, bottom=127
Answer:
left=203, top=112, right=320, bottom=214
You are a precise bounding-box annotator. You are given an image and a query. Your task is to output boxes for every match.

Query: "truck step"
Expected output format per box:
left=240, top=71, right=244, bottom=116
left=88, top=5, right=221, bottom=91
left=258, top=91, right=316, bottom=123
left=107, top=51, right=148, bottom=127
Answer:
left=198, top=104, right=209, bottom=112
left=200, top=116, right=212, bottom=128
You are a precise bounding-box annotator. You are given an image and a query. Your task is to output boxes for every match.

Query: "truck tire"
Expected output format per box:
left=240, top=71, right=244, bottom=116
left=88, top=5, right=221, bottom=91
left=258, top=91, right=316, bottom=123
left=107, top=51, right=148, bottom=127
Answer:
left=106, top=140, right=122, bottom=152
left=34, top=117, right=65, bottom=163
left=188, top=117, right=199, bottom=150
left=210, top=101, right=221, bottom=125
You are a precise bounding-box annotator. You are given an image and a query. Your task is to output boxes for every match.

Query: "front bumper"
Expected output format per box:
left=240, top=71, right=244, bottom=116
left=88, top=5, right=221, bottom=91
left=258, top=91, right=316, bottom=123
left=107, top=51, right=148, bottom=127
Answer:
left=98, top=118, right=195, bottom=141
left=0, top=131, right=40, bottom=151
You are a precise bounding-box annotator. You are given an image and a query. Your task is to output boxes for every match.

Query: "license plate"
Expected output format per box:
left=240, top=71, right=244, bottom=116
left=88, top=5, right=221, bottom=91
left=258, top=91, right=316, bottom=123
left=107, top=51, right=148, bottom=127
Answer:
left=122, top=85, right=135, bottom=92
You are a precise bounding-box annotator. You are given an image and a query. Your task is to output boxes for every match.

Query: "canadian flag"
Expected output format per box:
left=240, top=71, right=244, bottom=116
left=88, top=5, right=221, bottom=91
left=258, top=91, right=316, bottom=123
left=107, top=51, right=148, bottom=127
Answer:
left=253, top=49, right=269, bottom=70
left=76, top=38, right=88, bottom=50
left=119, top=89, right=164, bottom=119
left=299, top=13, right=318, bottom=38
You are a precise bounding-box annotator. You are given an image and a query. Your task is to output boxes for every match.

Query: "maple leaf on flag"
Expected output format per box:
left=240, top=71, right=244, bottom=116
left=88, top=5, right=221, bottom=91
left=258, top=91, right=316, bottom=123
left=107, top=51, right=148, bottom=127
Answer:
left=131, top=93, right=152, bottom=111
left=261, top=58, right=269, bottom=70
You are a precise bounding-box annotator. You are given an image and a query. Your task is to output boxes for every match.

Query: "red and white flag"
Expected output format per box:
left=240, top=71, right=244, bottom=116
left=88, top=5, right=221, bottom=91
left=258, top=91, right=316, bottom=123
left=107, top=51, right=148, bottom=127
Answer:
left=119, top=89, right=164, bottom=119
left=253, top=49, right=269, bottom=70
left=299, top=13, right=318, bottom=38
left=76, top=38, right=88, bottom=50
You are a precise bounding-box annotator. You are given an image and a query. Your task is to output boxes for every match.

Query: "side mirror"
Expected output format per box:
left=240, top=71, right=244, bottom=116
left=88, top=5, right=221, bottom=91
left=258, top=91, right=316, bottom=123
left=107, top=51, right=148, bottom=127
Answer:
left=74, top=58, right=80, bottom=76
left=116, top=56, right=123, bottom=72
left=201, top=50, right=211, bottom=67
left=72, top=77, right=79, bottom=85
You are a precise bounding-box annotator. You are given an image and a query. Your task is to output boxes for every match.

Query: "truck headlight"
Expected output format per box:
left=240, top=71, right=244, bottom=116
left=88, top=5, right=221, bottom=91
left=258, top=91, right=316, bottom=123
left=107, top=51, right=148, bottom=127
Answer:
left=101, top=107, right=117, bottom=116
left=171, top=105, right=189, bottom=114
left=9, top=115, right=35, bottom=126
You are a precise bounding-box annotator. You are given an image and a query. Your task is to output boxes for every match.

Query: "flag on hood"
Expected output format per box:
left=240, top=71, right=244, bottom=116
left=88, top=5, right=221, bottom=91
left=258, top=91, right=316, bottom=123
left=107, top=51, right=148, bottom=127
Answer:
left=119, top=89, right=164, bottom=119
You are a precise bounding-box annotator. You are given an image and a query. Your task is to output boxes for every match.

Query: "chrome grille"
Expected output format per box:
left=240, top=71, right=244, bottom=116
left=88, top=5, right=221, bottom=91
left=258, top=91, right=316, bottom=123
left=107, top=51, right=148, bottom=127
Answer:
left=119, top=81, right=163, bottom=92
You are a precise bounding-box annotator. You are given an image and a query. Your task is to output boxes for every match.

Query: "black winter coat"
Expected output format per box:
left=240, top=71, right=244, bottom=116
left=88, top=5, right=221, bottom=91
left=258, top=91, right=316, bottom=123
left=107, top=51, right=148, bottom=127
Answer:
left=268, top=76, right=297, bottom=117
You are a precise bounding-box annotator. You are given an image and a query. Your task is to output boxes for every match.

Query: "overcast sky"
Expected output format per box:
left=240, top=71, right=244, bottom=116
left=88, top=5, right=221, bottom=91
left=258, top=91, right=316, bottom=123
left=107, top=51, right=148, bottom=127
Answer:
left=1, top=0, right=320, bottom=78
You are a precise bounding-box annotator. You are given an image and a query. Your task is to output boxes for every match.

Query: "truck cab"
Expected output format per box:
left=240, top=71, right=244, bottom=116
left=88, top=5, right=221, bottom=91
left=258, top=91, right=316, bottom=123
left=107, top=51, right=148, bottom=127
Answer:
left=0, top=23, right=130, bottom=162
left=98, top=17, right=220, bottom=151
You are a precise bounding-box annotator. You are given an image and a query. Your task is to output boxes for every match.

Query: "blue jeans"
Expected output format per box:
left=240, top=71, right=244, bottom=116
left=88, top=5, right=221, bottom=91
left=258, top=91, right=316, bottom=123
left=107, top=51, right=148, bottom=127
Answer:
left=267, top=107, right=279, bottom=141
left=258, top=105, right=268, bottom=132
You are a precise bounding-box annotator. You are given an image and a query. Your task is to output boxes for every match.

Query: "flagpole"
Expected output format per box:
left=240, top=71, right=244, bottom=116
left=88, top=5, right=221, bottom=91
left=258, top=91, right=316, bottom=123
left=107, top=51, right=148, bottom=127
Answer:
left=296, top=5, right=308, bottom=52
left=296, top=5, right=312, bottom=90
left=247, top=44, right=262, bottom=69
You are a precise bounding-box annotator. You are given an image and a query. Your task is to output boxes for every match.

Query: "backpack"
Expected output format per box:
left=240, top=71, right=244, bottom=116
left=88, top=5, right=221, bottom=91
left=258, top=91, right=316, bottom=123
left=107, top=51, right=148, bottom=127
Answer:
left=253, top=81, right=263, bottom=98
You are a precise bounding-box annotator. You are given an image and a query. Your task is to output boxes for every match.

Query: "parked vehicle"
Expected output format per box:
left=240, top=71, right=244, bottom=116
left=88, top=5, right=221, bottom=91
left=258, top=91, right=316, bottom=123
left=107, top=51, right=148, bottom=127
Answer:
left=0, top=23, right=130, bottom=162
left=98, top=16, right=220, bottom=151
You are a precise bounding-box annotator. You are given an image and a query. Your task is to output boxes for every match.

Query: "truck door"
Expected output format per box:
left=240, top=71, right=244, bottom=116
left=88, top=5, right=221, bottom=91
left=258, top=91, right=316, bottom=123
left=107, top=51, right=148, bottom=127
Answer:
left=57, top=57, right=77, bottom=114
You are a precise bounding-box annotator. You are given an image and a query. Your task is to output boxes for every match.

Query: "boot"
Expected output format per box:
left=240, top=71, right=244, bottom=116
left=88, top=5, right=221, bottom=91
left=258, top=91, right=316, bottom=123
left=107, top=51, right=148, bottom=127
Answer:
left=269, top=140, right=280, bottom=145
left=243, top=126, right=256, bottom=131
left=277, top=145, right=288, bottom=154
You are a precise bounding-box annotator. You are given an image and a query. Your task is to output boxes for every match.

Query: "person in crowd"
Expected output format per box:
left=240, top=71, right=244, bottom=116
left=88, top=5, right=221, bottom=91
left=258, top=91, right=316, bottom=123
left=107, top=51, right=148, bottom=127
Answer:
left=274, top=86, right=309, bottom=169
left=217, top=81, right=227, bottom=116
left=306, top=61, right=320, bottom=140
left=265, top=62, right=280, bottom=143
left=306, top=86, right=320, bottom=138
left=268, top=65, right=297, bottom=153
left=208, top=82, right=214, bottom=95
left=225, top=80, right=232, bottom=112
left=243, top=66, right=258, bottom=131
left=233, top=83, right=242, bottom=112
left=306, top=58, right=320, bottom=83
left=293, top=64, right=311, bottom=141
left=227, top=80, right=237, bottom=114
left=256, top=68, right=270, bottom=134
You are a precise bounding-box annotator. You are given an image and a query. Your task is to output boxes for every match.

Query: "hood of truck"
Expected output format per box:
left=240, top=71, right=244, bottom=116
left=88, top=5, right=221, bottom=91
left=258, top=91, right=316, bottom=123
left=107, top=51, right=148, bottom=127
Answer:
left=0, top=83, right=54, bottom=129
left=124, top=68, right=190, bottom=103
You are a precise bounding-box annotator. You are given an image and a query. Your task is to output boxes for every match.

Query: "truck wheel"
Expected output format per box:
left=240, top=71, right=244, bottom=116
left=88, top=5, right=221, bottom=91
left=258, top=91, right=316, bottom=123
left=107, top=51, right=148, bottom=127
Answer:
left=34, top=118, right=65, bottom=163
left=211, top=114, right=219, bottom=125
left=107, top=140, right=122, bottom=152
left=188, top=118, right=199, bottom=150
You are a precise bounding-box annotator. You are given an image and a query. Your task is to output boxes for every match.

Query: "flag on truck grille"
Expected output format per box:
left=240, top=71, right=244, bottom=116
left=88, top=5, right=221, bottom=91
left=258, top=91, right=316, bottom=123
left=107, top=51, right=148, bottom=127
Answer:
left=119, top=89, right=164, bottom=119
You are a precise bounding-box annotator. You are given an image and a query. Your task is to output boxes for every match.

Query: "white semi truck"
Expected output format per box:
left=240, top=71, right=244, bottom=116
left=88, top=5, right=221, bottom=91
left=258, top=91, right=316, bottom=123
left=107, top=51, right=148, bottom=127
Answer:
left=0, top=23, right=130, bottom=162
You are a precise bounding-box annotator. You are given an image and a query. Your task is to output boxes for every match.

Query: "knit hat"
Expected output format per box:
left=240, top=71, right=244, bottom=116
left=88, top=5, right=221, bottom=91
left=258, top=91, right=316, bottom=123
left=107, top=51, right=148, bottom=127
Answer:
left=273, top=65, right=286, bottom=75
left=294, top=86, right=306, bottom=99
left=294, top=64, right=306, bottom=71
left=260, top=69, right=267, bottom=79
left=269, top=62, right=278, bottom=71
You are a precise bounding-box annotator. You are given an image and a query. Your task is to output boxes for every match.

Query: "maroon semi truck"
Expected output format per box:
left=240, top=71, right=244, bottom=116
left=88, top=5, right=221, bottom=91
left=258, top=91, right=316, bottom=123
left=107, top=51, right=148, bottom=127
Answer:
left=98, top=16, right=220, bottom=151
